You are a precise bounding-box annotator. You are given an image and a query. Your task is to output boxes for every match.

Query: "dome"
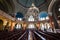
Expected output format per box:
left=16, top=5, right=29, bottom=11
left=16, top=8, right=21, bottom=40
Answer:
left=39, top=12, right=48, bottom=18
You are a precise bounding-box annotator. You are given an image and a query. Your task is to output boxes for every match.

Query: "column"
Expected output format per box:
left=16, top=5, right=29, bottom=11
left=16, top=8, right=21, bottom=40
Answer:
left=49, top=16, right=53, bottom=32
left=10, top=21, right=16, bottom=31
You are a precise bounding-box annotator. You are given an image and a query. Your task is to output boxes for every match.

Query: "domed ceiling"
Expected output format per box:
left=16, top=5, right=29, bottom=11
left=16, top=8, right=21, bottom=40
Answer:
left=17, top=0, right=46, bottom=8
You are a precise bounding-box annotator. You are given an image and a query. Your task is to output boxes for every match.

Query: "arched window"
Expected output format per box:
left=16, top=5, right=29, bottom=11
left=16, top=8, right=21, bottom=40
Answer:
left=40, top=23, right=45, bottom=31
left=46, top=16, right=49, bottom=20
left=38, top=11, right=49, bottom=21
left=44, top=23, right=50, bottom=29
left=28, top=15, right=35, bottom=21
left=15, top=23, right=22, bottom=29
left=16, top=12, right=24, bottom=21
left=0, top=19, right=3, bottom=30
left=27, top=23, right=35, bottom=29
left=17, top=18, right=22, bottom=21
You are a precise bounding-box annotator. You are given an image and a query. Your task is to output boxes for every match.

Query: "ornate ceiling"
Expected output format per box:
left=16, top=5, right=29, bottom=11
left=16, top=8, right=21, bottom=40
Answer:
left=17, top=0, right=46, bottom=8
left=0, top=0, right=15, bottom=13
left=0, top=0, right=52, bottom=17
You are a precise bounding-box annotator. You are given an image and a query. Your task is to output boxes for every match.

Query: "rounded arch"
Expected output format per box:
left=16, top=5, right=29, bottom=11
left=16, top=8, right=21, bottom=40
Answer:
left=0, top=19, right=3, bottom=30
left=48, top=0, right=60, bottom=29
left=27, top=23, right=36, bottom=29
left=28, top=15, right=35, bottom=21
left=40, top=23, right=45, bottom=31
left=0, top=19, right=3, bottom=25
left=52, top=0, right=60, bottom=18
left=38, top=11, right=49, bottom=21
left=14, top=23, right=22, bottom=30
left=16, top=12, right=24, bottom=18
left=38, top=11, right=48, bottom=18
left=48, top=0, right=57, bottom=16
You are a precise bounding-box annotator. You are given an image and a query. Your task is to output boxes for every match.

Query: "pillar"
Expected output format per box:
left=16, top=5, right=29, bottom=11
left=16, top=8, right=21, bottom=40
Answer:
left=10, top=21, right=16, bottom=31
left=22, top=22, right=27, bottom=30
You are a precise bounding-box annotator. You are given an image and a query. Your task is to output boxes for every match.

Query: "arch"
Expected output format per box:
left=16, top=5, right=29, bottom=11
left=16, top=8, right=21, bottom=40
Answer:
left=16, top=12, right=24, bottom=21
left=48, top=0, right=57, bottom=16
left=0, top=19, right=3, bottom=30
left=40, top=23, right=45, bottom=31
left=27, top=23, right=36, bottom=29
left=14, top=23, right=22, bottom=30
left=48, top=0, right=60, bottom=29
left=0, top=19, right=3, bottom=25
left=52, top=0, right=60, bottom=17
left=28, top=15, right=35, bottom=21
left=38, top=11, right=49, bottom=21
left=16, top=12, right=24, bottom=18
left=38, top=11, right=48, bottom=18
left=44, top=23, right=50, bottom=29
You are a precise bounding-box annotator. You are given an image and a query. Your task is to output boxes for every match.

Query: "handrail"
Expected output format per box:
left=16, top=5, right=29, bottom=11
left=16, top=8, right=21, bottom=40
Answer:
left=5, top=31, right=22, bottom=39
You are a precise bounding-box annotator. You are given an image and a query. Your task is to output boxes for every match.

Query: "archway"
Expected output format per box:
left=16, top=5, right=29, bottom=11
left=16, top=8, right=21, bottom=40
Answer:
left=48, top=0, right=60, bottom=29
left=14, top=23, right=22, bottom=30
left=28, top=15, right=35, bottom=21
left=38, top=11, right=50, bottom=31
left=52, top=0, right=60, bottom=28
left=40, top=23, right=45, bottom=31
left=27, top=23, right=36, bottom=29
left=0, top=19, right=3, bottom=30
left=16, top=12, right=24, bottom=21
left=38, top=11, right=49, bottom=21
left=15, top=12, right=24, bottom=30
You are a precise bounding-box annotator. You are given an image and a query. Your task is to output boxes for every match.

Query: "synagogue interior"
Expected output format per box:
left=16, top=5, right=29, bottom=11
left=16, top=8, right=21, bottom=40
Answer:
left=0, top=0, right=60, bottom=40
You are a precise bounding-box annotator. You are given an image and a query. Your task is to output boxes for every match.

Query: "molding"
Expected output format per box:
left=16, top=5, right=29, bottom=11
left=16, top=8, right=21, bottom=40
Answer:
left=0, top=10, right=16, bottom=21
left=48, top=0, right=57, bottom=16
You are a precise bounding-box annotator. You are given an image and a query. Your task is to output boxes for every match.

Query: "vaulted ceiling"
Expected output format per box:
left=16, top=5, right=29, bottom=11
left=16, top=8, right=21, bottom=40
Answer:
left=17, top=0, right=46, bottom=8
left=0, top=0, right=51, bottom=17
left=0, top=0, right=15, bottom=13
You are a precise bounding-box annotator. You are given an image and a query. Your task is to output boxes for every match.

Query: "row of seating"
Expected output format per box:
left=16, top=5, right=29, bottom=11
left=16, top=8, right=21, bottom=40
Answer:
left=35, top=30, right=60, bottom=40
left=43, top=31, right=60, bottom=39
left=0, top=29, right=25, bottom=40
left=0, top=29, right=60, bottom=40
left=19, top=30, right=28, bottom=40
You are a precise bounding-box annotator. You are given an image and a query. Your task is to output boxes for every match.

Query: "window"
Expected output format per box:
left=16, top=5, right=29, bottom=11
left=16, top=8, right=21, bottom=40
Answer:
left=41, top=23, right=45, bottom=31
left=28, top=15, right=34, bottom=21
left=28, top=23, right=35, bottom=29
left=39, top=17, right=46, bottom=21
left=16, top=12, right=24, bottom=21
left=16, top=24, right=21, bottom=29
left=45, top=23, right=50, bottom=29
left=38, top=12, right=49, bottom=21
left=17, top=18, right=22, bottom=21
left=46, top=16, right=49, bottom=20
